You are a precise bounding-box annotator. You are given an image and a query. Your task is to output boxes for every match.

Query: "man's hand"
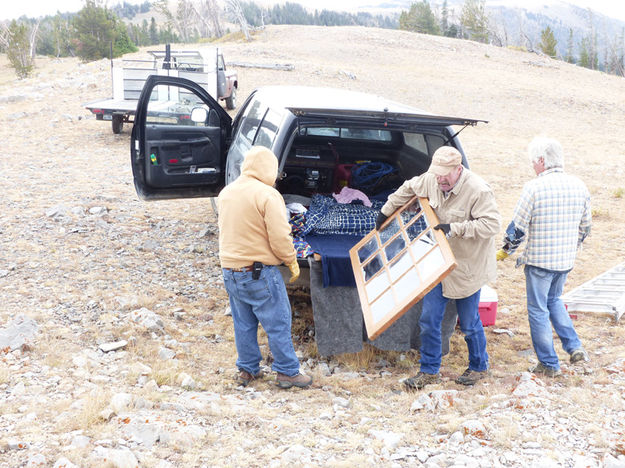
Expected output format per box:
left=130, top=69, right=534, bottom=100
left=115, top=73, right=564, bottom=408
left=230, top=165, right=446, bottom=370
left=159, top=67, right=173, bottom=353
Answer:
left=375, top=212, right=388, bottom=231
left=434, top=223, right=451, bottom=235
left=496, top=249, right=509, bottom=261
left=287, top=260, right=300, bottom=283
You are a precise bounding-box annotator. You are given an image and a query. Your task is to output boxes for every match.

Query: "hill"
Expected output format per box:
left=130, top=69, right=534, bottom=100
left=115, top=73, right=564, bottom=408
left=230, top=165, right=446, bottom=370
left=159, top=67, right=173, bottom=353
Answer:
left=1, top=25, right=624, bottom=467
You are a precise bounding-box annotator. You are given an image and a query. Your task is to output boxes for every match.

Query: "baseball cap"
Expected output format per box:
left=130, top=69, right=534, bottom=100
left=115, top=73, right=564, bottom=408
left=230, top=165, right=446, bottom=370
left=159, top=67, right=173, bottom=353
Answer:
left=428, top=146, right=462, bottom=176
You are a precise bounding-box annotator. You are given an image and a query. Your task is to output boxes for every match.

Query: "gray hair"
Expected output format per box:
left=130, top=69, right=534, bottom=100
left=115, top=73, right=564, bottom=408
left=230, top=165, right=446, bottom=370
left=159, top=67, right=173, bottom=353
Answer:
left=528, top=136, right=564, bottom=169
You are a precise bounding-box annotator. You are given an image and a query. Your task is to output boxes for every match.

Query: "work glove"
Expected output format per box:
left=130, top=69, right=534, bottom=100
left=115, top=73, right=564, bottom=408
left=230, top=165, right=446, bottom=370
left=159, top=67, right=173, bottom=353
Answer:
left=287, top=259, right=300, bottom=283
left=496, top=249, right=509, bottom=261
left=375, top=212, right=388, bottom=231
left=434, top=223, right=451, bottom=235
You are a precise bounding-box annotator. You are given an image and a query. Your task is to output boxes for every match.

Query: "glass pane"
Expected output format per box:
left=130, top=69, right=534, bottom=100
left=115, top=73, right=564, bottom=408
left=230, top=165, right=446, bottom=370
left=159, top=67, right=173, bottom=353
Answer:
left=406, top=217, right=427, bottom=242
left=389, top=252, right=413, bottom=282
left=254, top=108, right=282, bottom=148
left=365, top=270, right=389, bottom=302
left=146, top=84, right=205, bottom=127
left=385, top=235, right=406, bottom=262
left=400, top=199, right=422, bottom=225
left=417, top=246, right=445, bottom=279
left=420, top=228, right=436, bottom=246
left=363, top=254, right=383, bottom=281
left=379, top=218, right=400, bottom=244
left=370, top=289, right=395, bottom=324
left=358, top=237, right=379, bottom=263
left=410, top=237, right=433, bottom=262
left=395, top=268, right=420, bottom=303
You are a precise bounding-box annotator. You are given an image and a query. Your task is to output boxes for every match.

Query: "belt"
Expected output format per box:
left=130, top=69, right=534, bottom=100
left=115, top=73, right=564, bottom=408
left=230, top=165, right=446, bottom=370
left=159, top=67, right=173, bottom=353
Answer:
left=224, top=265, right=254, bottom=272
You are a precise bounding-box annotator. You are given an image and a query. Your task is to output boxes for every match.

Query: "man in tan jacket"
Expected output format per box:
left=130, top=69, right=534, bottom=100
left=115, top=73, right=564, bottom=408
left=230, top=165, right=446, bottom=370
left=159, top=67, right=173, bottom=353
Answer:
left=218, top=146, right=312, bottom=389
left=377, top=146, right=500, bottom=389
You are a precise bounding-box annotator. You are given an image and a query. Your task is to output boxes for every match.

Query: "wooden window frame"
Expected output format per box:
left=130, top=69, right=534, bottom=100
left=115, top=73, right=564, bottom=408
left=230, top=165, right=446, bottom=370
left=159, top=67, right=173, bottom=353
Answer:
left=349, top=196, right=457, bottom=340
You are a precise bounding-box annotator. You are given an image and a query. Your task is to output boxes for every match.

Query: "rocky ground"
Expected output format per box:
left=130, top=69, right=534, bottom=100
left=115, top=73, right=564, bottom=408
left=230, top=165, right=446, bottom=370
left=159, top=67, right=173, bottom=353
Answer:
left=1, top=25, right=625, bottom=467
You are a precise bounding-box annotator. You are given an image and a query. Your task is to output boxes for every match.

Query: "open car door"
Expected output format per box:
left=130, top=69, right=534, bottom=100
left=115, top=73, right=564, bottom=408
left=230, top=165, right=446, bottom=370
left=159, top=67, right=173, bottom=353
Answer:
left=131, top=75, right=232, bottom=200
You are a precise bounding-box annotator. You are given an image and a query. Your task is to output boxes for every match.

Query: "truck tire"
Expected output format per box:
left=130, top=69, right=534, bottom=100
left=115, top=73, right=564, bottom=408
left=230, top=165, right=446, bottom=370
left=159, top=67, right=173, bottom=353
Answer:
left=112, top=115, right=124, bottom=134
left=225, top=88, right=237, bottom=110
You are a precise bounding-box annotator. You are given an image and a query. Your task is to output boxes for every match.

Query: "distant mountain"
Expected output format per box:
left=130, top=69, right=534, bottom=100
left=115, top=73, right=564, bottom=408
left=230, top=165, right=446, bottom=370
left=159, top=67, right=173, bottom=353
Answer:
left=292, top=0, right=625, bottom=65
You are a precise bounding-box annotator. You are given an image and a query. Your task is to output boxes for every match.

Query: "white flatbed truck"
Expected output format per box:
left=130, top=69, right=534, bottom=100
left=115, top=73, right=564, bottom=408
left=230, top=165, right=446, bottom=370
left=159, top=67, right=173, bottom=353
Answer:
left=85, top=45, right=237, bottom=134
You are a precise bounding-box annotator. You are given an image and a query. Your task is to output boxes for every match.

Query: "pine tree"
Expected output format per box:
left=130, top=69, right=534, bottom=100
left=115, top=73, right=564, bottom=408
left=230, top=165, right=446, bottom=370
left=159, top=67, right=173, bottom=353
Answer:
left=6, top=20, right=34, bottom=78
left=460, top=0, right=489, bottom=43
left=441, top=0, right=449, bottom=35
left=539, top=26, right=557, bottom=58
left=149, top=17, right=158, bottom=45
left=73, top=0, right=137, bottom=61
left=399, top=1, right=441, bottom=36
left=565, top=28, right=575, bottom=64
left=73, top=0, right=116, bottom=61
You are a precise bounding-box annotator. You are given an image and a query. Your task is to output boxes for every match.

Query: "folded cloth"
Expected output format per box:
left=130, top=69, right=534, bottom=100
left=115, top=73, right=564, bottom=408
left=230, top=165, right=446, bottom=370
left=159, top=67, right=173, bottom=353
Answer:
left=286, top=202, right=307, bottom=216
left=305, top=234, right=362, bottom=287
left=332, top=186, right=372, bottom=207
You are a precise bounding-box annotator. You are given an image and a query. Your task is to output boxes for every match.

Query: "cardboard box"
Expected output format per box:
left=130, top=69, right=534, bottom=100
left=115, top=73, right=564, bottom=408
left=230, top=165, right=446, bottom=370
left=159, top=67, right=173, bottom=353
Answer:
left=479, top=285, right=498, bottom=326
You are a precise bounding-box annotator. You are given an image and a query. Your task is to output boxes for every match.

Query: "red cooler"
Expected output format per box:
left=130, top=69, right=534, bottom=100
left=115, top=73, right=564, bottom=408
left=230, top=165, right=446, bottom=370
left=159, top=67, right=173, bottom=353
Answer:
left=479, top=285, right=498, bottom=326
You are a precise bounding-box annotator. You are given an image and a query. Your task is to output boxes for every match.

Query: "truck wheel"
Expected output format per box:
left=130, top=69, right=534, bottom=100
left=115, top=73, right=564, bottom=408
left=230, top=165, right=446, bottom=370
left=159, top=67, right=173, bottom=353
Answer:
left=112, top=115, right=124, bottom=134
left=225, top=88, right=237, bottom=110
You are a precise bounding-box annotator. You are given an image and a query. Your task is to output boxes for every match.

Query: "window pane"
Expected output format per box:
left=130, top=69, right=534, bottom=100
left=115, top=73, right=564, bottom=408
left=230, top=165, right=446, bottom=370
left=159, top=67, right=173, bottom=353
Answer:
left=146, top=84, right=206, bottom=127
left=365, top=269, right=389, bottom=302
left=254, top=108, right=282, bottom=148
left=385, top=235, right=406, bottom=262
left=404, top=132, right=427, bottom=153
left=379, top=218, right=400, bottom=244
left=410, top=237, right=433, bottom=262
left=417, top=246, right=445, bottom=279
left=388, top=252, right=413, bottom=282
left=370, top=289, right=395, bottom=324
left=358, top=237, right=379, bottom=263
left=395, top=268, right=420, bottom=303
left=406, top=218, right=427, bottom=242
left=363, top=254, right=383, bottom=281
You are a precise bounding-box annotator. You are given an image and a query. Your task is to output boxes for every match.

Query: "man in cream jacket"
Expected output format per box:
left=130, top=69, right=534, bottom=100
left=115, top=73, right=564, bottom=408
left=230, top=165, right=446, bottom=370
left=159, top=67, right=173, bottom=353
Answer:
left=377, top=146, right=500, bottom=390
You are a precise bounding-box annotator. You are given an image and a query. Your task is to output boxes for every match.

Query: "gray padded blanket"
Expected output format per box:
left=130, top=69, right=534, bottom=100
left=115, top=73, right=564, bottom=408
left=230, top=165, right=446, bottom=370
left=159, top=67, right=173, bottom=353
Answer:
left=308, top=257, right=458, bottom=357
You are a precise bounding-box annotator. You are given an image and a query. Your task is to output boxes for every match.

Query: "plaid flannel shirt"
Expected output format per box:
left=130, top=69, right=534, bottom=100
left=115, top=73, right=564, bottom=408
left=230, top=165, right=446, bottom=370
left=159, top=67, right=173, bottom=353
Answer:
left=504, top=168, right=591, bottom=271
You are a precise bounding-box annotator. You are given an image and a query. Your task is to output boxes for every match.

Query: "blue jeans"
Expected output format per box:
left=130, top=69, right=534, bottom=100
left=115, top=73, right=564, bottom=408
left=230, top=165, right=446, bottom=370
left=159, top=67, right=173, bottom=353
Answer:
left=525, top=265, right=582, bottom=370
left=222, top=265, right=300, bottom=377
left=419, top=283, right=488, bottom=374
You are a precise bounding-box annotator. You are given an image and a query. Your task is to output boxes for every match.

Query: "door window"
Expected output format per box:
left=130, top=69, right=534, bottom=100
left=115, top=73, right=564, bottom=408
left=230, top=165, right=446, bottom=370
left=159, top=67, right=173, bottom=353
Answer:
left=146, top=84, right=208, bottom=127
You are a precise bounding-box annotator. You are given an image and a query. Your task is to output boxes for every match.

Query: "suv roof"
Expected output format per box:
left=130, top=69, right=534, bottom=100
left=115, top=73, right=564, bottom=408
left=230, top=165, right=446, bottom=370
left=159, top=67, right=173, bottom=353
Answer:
left=248, top=86, right=485, bottom=127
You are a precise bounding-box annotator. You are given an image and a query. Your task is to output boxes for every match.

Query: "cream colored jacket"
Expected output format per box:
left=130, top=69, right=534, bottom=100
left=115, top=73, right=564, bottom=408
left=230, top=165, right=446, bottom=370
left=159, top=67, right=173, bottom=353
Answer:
left=381, top=169, right=500, bottom=299
left=217, top=147, right=296, bottom=268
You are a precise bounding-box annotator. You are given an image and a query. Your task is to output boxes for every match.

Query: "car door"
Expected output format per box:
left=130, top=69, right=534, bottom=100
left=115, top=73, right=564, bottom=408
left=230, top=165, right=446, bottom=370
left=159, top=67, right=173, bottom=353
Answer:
left=131, top=74, right=232, bottom=200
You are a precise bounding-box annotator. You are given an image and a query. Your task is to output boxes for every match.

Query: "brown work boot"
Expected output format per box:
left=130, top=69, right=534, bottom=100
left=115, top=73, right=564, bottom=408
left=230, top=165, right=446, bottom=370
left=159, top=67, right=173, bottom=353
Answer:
left=276, top=371, right=313, bottom=389
left=455, top=368, right=488, bottom=386
left=403, top=372, right=441, bottom=391
left=570, top=348, right=589, bottom=364
left=529, top=362, right=562, bottom=378
left=236, top=370, right=264, bottom=387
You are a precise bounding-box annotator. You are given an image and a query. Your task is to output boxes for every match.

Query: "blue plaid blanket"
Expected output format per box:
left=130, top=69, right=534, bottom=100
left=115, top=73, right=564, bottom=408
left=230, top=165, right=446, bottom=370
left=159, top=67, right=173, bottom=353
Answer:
left=302, top=194, right=384, bottom=236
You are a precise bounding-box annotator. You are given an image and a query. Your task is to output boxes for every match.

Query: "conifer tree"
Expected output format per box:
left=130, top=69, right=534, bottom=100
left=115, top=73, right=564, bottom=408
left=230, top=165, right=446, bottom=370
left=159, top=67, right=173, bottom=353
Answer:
left=460, top=0, right=489, bottom=43
left=539, top=26, right=557, bottom=58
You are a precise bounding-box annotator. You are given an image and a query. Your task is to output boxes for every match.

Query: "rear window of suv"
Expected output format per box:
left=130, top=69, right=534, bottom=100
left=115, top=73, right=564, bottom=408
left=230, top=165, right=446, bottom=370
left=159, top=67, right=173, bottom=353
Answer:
left=302, top=127, right=392, bottom=141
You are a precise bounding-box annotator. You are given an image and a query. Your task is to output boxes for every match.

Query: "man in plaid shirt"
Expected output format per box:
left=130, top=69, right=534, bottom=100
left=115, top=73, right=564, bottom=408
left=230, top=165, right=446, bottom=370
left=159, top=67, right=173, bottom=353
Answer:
left=498, top=136, right=592, bottom=377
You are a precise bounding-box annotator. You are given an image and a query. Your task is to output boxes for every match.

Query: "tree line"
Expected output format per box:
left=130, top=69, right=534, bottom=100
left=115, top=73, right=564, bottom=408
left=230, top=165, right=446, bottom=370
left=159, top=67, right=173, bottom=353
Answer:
left=399, top=0, right=624, bottom=77
left=1, top=0, right=624, bottom=79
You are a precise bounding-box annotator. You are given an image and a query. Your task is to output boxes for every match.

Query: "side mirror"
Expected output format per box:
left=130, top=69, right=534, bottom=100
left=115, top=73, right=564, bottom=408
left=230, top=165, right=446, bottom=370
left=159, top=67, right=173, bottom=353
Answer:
left=190, top=107, right=208, bottom=123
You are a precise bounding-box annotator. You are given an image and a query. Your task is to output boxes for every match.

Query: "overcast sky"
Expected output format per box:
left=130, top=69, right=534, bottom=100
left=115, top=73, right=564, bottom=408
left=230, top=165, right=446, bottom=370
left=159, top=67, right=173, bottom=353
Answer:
left=2, top=0, right=625, bottom=22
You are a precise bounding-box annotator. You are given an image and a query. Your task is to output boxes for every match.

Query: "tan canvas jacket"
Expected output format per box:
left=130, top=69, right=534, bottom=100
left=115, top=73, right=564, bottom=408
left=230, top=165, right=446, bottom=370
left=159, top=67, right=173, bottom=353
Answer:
left=217, top=148, right=297, bottom=269
left=381, top=169, right=501, bottom=299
